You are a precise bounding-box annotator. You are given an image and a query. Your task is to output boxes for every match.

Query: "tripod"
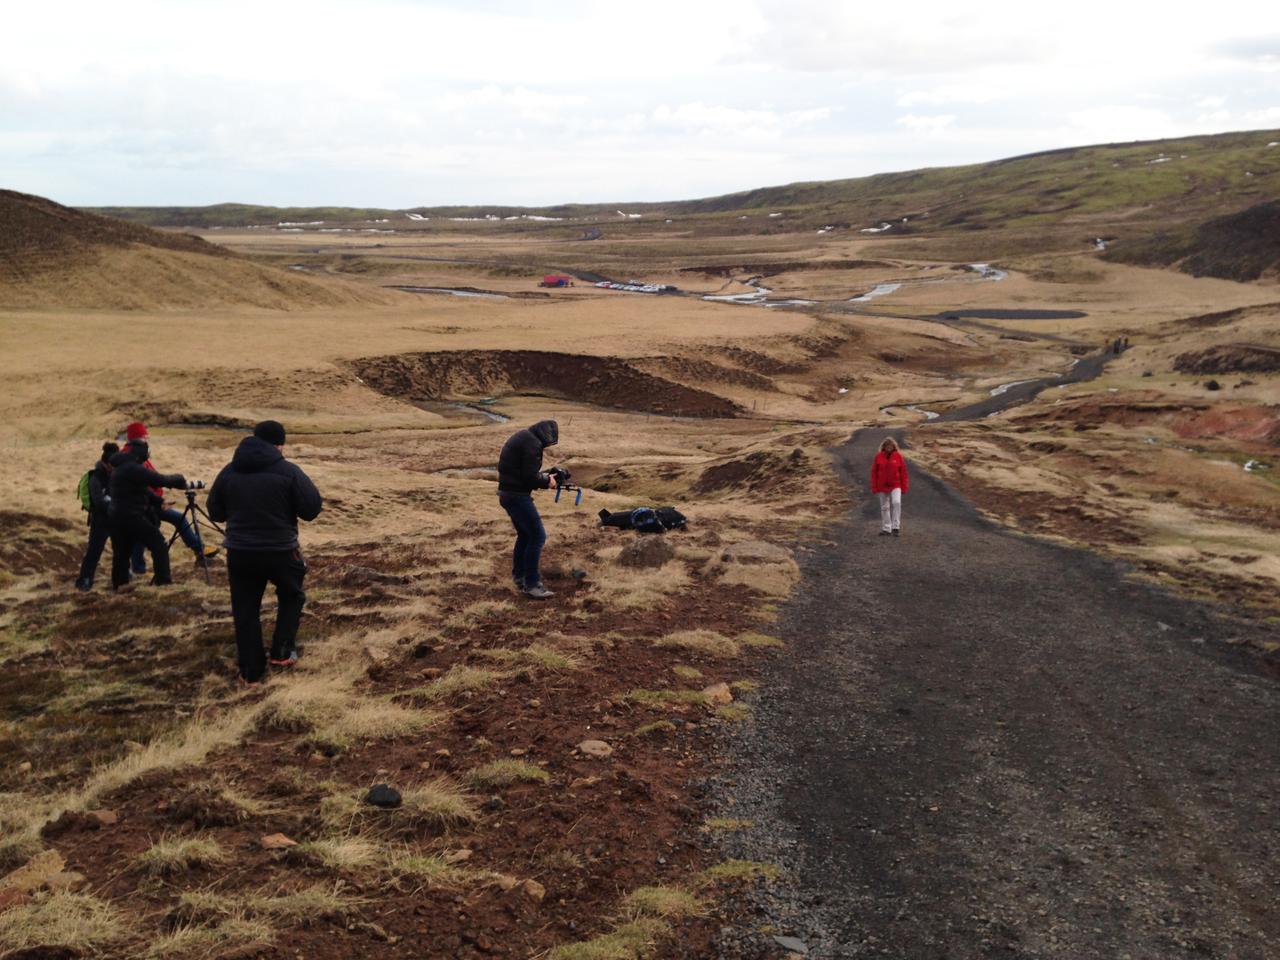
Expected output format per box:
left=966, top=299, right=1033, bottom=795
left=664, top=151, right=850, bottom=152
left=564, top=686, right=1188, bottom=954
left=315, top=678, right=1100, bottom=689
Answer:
left=167, top=488, right=226, bottom=584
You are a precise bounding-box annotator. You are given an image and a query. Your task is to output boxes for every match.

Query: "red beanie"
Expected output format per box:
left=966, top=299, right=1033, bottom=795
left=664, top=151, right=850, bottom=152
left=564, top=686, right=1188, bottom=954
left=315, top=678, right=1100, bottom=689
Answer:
left=125, top=421, right=149, bottom=441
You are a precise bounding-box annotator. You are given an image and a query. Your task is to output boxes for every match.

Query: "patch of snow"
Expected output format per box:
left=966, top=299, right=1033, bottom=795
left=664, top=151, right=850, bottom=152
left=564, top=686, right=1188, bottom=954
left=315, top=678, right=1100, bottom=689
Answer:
left=1095, top=238, right=1108, bottom=251
left=837, top=387, right=849, bottom=394
left=524, top=215, right=563, bottom=221
left=990, top=379, right=1038, bottom=397
left=278, top=220, right=323, bottom=226
left=968, top=263, right=1008, bottom=281
left=1147, top=156, right=1172, bottom=164
left=1244, top=459, right=1270, bottom=472
left=764, top=299, right=817, bottom=308
left=849, top=283, right=902, bottom=302
left=861, top=222, right=892, bottom=233
left=406, top=213, right=430, bottom=221
left=769, top=212, right=782, bottom=217
left=1269, top=142, right=1279, bottom=148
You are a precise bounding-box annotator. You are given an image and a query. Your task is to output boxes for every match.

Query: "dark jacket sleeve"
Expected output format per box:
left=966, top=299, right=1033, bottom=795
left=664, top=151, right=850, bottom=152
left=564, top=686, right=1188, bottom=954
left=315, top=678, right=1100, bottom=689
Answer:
left=206, top=465, right=231, bottom=522
left=518, top=434, right=550, bottom=490
left=291, top=465, right=323, bottom=522
left=138, top=466, right=186, bottom=490
left=88, top=474, right=110, bottom=514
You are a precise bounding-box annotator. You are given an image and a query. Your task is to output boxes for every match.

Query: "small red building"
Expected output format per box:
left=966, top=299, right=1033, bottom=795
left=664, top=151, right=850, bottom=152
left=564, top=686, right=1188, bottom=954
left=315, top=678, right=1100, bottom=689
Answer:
left=538, top=275, right=573, bottom=287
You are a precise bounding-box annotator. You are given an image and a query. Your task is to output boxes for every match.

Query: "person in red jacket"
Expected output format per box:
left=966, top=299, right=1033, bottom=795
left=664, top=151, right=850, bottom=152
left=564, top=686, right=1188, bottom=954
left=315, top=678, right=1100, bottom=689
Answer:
left=870, top=436, right=909, bottom=536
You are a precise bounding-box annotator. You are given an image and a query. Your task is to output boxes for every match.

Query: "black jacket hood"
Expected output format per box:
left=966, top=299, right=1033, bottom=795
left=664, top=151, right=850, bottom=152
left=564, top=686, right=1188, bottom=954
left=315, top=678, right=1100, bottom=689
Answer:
left=231, top=435, right=285, bottom=473
left=530, top=420, right=559, bottom=448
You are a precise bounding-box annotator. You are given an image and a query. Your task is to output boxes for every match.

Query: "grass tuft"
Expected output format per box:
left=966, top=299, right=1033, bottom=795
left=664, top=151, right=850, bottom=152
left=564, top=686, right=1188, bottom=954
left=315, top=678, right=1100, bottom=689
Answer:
left=466, top=760, right=551, bottom=789
left=701, top=859, right=780, bottom=883
left=145, top=917, right=274, bottom=959
left=738, top=631, right=784, bottom=648
left=624, top=885, right=703, bottom=918
left=671, top=665, right=703, bottom=680
left=321, top=777, right=479, bottom=832
left=136, top=836, right=228, bottom=876
left=290, top=836, right=381, bottom=872
left=398, top=665, right=503, bottom=703
left=625, top=688, right=709, bottom=707
left=715, top=704, right=752, bottom=722
left=548, top=917, right=668, bottom=960
left=0, top=891, right=126, bottom=954
left=479, top=643, right=580, bottom=672
left=655, top=630, right=739, bottom=659
left=634, top=721, right=677, bottom=737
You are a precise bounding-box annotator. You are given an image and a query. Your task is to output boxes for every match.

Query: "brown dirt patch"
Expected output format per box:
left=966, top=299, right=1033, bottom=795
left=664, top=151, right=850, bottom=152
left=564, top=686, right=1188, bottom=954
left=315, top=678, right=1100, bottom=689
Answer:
left=1174, top=343, right=1280, bottom=375
left=349, top=350, right=742, bottom=418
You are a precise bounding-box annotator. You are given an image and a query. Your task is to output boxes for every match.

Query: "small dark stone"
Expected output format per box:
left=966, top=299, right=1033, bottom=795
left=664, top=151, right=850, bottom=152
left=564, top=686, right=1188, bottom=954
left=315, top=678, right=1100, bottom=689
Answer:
left=412, top=641, right=434, bottom=659
left=482, top=795, right=506, bottom=812
left=364, top=783, right=402, bottom=808
left=570, top=568, right=588, bottom=580
left=1205, top=379, right=1221, bottom=391
left=1141, top=370, right=1153, bottom=377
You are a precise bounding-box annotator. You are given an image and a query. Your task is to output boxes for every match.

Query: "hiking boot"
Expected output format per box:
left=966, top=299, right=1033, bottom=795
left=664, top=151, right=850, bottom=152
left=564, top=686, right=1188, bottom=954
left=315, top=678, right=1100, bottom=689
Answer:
left=269, top=650, right=299, bottom=668
left=238, top=674, right=263, bottom=688
left=75, top=578, right=91, bottom=592
left=524, top=584, right=554, bottom=600
left=513, top=576, right=525, bottom=591
left=892, top=529, right=901, bottom=537
left=879, top=530, right=891, bottom=536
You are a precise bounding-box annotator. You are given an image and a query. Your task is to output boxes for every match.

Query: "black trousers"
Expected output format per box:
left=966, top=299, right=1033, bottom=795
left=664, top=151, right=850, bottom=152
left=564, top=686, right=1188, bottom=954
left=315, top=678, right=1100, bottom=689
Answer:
left=226, top=548, right=307, bottom=682
left=77, top=515, right=112, bottom=586
left=110, top=514, right=171, bottom=588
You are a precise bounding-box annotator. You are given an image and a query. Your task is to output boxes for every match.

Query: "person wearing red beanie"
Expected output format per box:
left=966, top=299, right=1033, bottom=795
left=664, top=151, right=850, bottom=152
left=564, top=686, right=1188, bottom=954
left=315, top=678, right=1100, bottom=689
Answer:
left=120, top=421, right=217, bottom=572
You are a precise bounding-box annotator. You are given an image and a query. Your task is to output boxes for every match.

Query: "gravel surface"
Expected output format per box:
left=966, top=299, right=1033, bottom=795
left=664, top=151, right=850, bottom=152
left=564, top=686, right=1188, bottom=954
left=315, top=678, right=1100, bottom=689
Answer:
left=710, top=428, right=1280, bottom=959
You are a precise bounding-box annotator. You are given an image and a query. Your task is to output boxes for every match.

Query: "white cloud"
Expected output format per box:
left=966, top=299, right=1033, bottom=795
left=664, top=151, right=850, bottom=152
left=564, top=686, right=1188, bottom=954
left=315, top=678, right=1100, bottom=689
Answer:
left=896, top=114, right=957, bottom=137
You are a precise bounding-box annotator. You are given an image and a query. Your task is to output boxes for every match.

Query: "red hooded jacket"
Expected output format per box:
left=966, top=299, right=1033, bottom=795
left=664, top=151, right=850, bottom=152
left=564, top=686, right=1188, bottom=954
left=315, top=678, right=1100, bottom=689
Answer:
left=871, top=450, right=909, bottom=494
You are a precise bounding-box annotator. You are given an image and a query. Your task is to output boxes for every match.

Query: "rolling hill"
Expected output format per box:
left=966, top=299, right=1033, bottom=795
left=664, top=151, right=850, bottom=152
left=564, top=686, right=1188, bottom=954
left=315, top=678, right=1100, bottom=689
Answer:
left=0, top=190, right=399, bottom=310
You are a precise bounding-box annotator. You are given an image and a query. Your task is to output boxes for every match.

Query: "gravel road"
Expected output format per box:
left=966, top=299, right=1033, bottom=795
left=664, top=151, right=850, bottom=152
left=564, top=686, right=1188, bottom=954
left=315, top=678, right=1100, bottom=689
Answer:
left=711, top=428, right=1280, bottom=959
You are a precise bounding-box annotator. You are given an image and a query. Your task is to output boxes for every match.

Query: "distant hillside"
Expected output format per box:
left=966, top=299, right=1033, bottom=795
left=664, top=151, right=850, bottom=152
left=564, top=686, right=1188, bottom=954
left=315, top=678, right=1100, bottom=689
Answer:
left=0, top=190, right=398, bottom=310
left=1104, top=199, right=1280, bottom=281
left=83, top=128, right=1280, bottom=281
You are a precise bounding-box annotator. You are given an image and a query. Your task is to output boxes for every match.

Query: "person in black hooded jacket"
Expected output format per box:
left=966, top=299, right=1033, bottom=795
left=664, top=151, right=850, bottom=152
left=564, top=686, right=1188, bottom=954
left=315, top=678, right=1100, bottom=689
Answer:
left=207, top=420, right=322, bottom=684
left=107, top=440, right=187, bottom=589
left=496, top=419, right=561, bottom=599
left=76, top=441, right=118, bottom=591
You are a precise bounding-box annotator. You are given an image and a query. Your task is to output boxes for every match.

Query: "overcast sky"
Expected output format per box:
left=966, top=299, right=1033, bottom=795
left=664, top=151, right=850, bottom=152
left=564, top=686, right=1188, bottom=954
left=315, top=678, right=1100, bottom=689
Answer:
left=3, top=0, right=1278, bottom=207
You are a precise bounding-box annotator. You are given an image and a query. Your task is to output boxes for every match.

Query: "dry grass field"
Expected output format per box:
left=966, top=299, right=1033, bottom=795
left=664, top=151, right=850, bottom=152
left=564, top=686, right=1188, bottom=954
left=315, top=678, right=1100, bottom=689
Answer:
left=1, top=170, right=1278, bottom=957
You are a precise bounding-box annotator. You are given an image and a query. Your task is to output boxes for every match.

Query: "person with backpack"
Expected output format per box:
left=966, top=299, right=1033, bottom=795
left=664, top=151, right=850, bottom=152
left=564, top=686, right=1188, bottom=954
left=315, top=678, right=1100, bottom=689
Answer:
left=121, top=422, right=217, bottom=573
left=108, top=440, right=188, bottom=589
left=496, top=420, right=562, bottom=599
left=206, top=421, right=323, bottom=685
left=871, top=436, right=910, bottom=537
left=75, top=442, right=119, bottom=591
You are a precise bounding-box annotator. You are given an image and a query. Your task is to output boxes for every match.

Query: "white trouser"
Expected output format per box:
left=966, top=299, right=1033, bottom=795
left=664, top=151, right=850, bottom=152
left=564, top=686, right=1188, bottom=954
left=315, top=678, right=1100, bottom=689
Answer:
left=878, top=488, right=902, bottom=532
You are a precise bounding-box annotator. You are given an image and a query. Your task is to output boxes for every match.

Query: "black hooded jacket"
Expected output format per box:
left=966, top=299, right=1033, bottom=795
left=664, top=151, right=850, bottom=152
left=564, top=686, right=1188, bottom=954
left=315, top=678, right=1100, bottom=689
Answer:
left=107, top=450, right=185, bottom=521
left=497, top=420, right=558, bottom=494
left=207, top=435, right=322, bottom=551
left=87, top=460, right=113, bottom=520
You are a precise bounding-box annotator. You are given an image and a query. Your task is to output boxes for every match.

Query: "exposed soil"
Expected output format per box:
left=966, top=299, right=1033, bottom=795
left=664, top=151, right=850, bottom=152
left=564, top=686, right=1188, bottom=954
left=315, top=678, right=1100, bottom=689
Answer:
left=4, top=519, right=775, bottom=957
left=348, top=351, right=742, bottom=418
left=1174, top=343, right=1280, bottom=375
left=710, top=428, right=1280, bottom=959
left=679, top=260, right=896, bottom=278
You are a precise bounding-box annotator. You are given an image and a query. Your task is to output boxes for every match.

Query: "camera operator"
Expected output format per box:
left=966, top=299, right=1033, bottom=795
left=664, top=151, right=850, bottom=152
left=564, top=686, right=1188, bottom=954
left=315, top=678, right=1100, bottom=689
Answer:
left=108, top=440, right=188, bottom=590
left=207, top=420, right=322, bottom=685
left=497, top=419, right=562, bottom=600
left=122, top=422, right=218, bottom=571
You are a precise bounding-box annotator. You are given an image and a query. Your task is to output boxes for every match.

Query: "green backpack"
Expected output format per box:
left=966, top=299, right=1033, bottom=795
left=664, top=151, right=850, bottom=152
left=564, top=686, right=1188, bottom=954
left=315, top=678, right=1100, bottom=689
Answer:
left=77, top=470, right=93, bottom=512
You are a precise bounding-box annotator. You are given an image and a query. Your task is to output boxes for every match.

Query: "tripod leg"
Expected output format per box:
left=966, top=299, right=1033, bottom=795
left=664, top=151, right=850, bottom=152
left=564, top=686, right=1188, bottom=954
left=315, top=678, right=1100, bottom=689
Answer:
left=189, top=511, right=212, bottom=585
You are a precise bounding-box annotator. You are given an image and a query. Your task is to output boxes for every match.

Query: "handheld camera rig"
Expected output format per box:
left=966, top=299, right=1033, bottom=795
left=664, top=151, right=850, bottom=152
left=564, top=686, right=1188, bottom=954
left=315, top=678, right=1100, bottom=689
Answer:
left=548, top=466, right=584, bottom=506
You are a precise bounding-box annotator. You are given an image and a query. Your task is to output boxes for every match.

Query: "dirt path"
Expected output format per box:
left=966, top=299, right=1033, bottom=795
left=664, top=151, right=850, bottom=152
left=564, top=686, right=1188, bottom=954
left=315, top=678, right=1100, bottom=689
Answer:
left=712, top=428, right=1280, bottom=959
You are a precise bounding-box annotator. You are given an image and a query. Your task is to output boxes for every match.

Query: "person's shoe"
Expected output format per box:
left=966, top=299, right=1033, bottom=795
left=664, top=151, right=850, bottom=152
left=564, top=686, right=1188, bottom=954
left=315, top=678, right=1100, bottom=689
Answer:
left=238, top=674, right=263, bottom=688
left=892, top=529, right=901, bottom=537
left=879, top=530, right=892, bottom=536
left=269, top=650, right=299, bottom=668
left=75, top=578, right=91, bottom=592
left=150, top=575, right=173, bottom=586
left=524, top=584, right=554, bottom=600
left=513, top=576, right=525, bottom=591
